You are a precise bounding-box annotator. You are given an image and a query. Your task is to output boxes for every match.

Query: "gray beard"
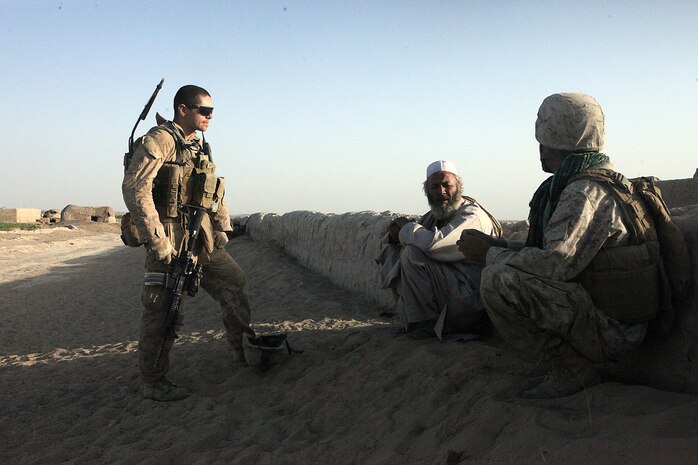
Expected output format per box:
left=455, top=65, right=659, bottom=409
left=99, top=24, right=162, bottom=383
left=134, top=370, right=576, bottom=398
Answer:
left=429, top=195, right=463, bottom=222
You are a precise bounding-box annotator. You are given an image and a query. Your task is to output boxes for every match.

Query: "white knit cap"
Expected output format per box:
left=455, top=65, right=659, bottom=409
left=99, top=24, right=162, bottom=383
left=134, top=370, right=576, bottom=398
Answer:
left=426, top=160, right=459, bottom=179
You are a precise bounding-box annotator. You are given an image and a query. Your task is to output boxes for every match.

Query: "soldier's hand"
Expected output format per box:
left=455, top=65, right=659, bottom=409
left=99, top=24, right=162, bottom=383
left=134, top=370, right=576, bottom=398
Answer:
left=214, top=231, right=229, bottom=249
left=459, top=229, right=507, bottom=248
left=456, top=229, right=502, bottom=266
left=148, top=236, right=176, bottom=264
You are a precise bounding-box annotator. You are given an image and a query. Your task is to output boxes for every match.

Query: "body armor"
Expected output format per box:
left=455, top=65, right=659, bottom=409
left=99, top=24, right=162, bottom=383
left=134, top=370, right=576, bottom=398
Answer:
left=570, top=169, right=668, bottom=323
left=151, top=125, right=225, bottom=220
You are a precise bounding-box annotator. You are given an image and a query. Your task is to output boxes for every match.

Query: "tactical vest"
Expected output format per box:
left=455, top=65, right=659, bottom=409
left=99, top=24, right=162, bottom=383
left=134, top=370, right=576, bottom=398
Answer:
left=121, top=123, right=226, bottom=254
left=569, top=169, right=668, bottom=323
left=150, top=125, right=226, bottom=220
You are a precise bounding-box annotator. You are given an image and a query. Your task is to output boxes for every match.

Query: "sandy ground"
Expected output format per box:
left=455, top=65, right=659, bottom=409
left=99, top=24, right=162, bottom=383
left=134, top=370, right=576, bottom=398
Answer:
left=3, top=222, right=698, bottom=465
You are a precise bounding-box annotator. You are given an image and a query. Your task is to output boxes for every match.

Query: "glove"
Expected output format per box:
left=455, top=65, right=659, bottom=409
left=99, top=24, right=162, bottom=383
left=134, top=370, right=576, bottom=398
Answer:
left=456, top=229, right=506, bottom=266
left=214, top=231, right=229, bottom=249
left=148, top=236, right=175, bottom=264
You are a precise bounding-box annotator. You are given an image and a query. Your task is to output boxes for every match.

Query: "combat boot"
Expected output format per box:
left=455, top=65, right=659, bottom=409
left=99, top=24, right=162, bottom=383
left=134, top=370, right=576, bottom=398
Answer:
left=522, top=344, right=601, bottom=399
left=142, top=378, right=190, bottom=402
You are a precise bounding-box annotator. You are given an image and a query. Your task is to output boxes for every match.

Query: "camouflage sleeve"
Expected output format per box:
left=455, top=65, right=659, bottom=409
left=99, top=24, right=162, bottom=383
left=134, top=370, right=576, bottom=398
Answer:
left=121, top=128, right=176, bottom=244
left=486, top=180, right=629, bottom=281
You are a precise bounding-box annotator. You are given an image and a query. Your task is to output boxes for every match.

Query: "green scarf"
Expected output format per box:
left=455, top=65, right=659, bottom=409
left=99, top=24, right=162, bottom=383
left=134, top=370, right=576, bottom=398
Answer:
left=526, top=152, right=610, bottom=247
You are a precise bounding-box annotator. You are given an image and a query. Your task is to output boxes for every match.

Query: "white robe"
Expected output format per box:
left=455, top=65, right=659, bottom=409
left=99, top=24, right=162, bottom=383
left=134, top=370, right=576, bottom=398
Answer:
left=376, top=197, right=500, bottom=339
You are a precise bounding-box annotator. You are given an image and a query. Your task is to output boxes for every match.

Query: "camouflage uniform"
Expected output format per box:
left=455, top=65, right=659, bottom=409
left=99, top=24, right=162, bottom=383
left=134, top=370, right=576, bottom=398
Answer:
left=377, top=197, right=500, bottom=338
left=123, top=121, right=252, bottom=384
left=481, top=162, right=649, bottom=363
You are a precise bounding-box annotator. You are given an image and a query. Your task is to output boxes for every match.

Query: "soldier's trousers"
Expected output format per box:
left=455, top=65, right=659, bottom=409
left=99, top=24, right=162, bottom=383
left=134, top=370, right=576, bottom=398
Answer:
left=138, top=246, right=252, bottom=383
left=480, top=263, right=647, bottom=363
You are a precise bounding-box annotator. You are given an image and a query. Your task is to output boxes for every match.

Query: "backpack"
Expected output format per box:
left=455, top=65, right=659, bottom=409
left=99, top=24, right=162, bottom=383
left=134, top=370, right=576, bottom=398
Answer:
left=632, top=176, right=691, bottom=302
left=571, top=169, right=692, bottom=334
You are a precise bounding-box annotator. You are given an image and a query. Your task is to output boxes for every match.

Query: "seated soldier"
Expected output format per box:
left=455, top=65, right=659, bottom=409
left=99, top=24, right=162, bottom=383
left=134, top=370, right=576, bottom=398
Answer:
left=458, top=93, right=666, bottom=398
left=376, top=160, right=502, bottom=340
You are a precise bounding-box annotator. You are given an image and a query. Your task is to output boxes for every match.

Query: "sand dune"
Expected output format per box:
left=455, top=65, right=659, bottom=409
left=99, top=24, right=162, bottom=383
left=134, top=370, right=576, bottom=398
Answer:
left=3, top=223, right=698, bottom=465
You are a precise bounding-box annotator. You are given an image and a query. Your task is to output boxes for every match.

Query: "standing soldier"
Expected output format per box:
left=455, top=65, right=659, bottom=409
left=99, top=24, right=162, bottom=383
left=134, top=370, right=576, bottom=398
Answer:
left=122, top=85, right=252, bottom=402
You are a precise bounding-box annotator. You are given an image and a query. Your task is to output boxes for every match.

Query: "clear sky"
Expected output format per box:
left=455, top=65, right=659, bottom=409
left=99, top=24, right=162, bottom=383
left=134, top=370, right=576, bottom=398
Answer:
left=2, top=1, right=696, bottom=220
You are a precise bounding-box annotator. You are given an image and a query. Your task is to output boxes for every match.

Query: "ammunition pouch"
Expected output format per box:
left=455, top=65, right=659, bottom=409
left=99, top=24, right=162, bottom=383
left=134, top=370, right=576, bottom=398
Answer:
left=176, top=158, right=225, bottom=212
left=120, top=212, right=143, bottom=247
left=148, top=140, right=225, bottom=256
left=153, top=164, right=182, bottom=218
left=191, top=170, right=225, bottom=212
left=577, top=242, right=663, bottom=323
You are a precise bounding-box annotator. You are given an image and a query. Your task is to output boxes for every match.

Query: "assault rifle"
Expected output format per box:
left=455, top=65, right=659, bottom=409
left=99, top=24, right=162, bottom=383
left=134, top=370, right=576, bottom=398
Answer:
left=154, top=205, right=206, bottom=369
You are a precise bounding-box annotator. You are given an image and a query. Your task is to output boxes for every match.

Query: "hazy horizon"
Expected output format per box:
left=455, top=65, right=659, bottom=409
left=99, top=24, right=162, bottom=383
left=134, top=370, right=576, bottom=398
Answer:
left=2, top=1, right=696, bottom=221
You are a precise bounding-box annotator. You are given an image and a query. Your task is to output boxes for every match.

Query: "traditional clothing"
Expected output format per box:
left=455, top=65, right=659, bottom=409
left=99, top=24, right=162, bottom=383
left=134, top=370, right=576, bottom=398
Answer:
left=377, top=196, right=501, bottom=339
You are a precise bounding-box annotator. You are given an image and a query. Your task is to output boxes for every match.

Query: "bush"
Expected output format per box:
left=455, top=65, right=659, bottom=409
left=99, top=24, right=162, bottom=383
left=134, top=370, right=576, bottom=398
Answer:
left=0, top=222, right=37, bottom=231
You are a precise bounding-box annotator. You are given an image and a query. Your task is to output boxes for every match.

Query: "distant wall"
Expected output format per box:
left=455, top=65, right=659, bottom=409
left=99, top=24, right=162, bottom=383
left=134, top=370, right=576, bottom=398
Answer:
left=656, top=178, right=698, bottom=209
left=248, top=201, right=698, bottom=394
left=60, top=205, right=116, bottom=223
left=247, top=211, right=396, bottom=308
left=0, top=208, right=41, bottom=223
left=247, top=211, right=533, bottom=310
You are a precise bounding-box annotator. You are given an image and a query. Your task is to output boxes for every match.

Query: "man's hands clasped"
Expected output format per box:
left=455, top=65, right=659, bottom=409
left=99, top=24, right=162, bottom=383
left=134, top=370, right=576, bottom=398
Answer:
left=388, top=216, right=412, bottom=244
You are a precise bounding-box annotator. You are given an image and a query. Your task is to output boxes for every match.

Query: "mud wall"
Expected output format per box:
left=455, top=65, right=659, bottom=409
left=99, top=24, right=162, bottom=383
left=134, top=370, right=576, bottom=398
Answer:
left=247, top=211, right=396, bottom=308
left=0, top=208, right=41, bottom=223
left=247, top=200, right=698, bottom=394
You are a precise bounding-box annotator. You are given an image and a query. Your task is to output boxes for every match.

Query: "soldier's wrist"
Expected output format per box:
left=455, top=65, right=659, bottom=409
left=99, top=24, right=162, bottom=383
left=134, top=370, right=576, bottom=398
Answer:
left=147, top=235, right=168, bottom=249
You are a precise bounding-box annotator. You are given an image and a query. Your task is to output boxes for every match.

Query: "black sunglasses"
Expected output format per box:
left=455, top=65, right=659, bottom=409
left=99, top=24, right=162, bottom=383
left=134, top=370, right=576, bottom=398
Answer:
left=186, top=104, right=214, bottom=117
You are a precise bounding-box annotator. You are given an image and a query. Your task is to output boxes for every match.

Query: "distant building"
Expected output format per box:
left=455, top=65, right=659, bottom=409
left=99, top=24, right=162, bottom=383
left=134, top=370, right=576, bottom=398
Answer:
left=0, top=208, right=41, bottom=223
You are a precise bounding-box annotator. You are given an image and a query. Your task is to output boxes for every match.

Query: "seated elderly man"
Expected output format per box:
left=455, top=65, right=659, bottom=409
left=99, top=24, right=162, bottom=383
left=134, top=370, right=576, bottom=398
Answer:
left=376, top=160, right=502, bottom=340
